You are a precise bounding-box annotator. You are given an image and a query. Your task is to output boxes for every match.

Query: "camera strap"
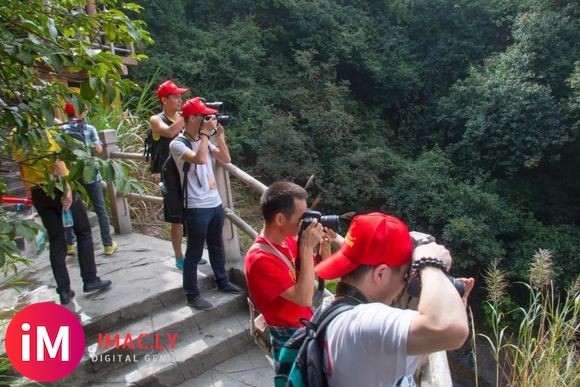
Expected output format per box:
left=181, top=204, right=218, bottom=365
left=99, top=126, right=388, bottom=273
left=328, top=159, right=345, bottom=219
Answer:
left=251, top=239, right=296, bottom=278
left=335, top=282, right=370, bottom=304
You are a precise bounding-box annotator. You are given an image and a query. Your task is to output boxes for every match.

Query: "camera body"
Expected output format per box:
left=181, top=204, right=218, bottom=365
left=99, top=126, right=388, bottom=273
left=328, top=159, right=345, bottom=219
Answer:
left=204, top=101, right=231, bottom=126
left=407, top=231, right=465, bottom=297
left=300, top=210, right=340, bottom=232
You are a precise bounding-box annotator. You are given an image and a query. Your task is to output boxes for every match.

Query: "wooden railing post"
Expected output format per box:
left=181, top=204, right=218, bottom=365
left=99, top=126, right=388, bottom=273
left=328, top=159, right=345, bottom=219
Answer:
left=99, top=130, right=132, bottom=235
left=215, top=162, right=242, bottom=263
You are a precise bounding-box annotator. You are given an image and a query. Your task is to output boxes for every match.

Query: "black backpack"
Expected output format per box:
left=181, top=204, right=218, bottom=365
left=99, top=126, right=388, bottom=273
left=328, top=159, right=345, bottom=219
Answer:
left=276, top=299, right=357, bottom=387
left=160, top=136, right=192, bottom=222
left=145, top=112, right=174, bottom=174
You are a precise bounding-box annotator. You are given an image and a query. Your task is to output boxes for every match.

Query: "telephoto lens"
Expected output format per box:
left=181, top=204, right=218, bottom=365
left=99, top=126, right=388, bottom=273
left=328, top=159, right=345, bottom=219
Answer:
left=407, top=274, right=465, bottom=298
left=319, top=215, right=340, bottom=232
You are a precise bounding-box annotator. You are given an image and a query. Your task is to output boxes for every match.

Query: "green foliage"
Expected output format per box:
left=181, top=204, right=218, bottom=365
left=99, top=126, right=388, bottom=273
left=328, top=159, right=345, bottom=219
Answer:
left=439, top=51, right=567, bottom=177
left=0, top=207, right=35, bottom=275
left=132, top=0, right=579, bottom=285
left=510, top=222, right=580, bottom=287
left=512, top=4, right=580, bottom=99
left=1, top=0, right=152, bottom=196
left=0, top=0, right=152, bottom=351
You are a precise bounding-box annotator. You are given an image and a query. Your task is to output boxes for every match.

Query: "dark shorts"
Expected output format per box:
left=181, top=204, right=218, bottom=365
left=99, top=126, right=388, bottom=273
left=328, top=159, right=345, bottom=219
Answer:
left=163, top=202, right=183, bottom=224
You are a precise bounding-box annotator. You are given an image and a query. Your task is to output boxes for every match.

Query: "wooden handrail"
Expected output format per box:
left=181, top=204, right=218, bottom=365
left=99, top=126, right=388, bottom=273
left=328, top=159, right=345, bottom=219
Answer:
left=224, top=208, right=258, bottom=239
left=110, top=151, right=144, bottom=160
left=107, top=152, right=266, bottom=197
left=124, top=192, right=163, bottom=204
left=220, top=163, right=267, bottom=194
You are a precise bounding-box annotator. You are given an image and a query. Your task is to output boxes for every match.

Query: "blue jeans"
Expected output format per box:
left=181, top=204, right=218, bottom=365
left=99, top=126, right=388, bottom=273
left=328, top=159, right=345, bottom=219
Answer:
left=183, top=205, right=228, bottom=298
left=66, top=180, right=113, bottom=247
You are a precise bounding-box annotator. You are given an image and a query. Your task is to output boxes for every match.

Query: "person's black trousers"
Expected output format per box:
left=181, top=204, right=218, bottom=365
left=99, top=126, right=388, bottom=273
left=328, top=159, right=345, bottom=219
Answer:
left=31, top=186, right=97, bottom=294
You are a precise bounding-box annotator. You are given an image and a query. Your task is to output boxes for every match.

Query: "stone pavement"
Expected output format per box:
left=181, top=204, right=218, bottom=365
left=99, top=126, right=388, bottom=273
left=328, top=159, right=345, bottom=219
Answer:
left=182, top=346, right=274, bottom=387
left=0, top=228, right=274, bottom=386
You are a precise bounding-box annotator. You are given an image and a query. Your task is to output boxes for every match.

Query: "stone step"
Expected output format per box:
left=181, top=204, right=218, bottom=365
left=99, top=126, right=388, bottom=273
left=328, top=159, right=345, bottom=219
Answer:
left=88, top=309, right=252, bottom=386
left=56, top=289, right=247, bottom=385
left=0, top=230, right=257, bottom=387
left=81, top=272, right=220, bottom=340
left=179, top=346, right=274, bottom=387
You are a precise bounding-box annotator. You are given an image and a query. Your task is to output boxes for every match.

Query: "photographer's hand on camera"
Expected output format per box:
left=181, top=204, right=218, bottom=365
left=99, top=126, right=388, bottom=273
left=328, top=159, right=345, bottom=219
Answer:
left=201, top=116, right=217, bottom=137
left=299, top=219, right=324, bottom=254
left=407, top=242, right=469, bottom=355
left=457, top=277, right=475, bottom=307
left=290, top=219, right=323, bottom=306
left=319, top=227, right=337, bottom=260
left=216, top=123, right=225, bottom=137
left=412, top=242, right=452, bottom=270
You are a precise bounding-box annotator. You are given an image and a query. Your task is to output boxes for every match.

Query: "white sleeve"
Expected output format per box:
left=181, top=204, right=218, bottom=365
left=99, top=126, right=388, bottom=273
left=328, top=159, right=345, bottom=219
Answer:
left=169, top=137, right=188, bottom=161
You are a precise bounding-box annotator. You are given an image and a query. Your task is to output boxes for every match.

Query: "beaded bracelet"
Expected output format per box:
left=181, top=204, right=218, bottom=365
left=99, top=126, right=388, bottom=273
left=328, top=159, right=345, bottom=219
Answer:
left=411, top=257, right=448, bottom=274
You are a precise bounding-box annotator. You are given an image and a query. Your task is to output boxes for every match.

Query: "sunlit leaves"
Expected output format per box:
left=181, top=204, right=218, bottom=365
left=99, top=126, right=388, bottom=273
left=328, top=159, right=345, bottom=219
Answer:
left=0, top=0, right=151, bottom=280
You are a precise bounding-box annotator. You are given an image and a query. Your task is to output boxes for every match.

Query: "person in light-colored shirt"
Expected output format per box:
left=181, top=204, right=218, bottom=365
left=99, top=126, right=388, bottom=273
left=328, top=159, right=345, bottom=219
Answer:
left=169, top=97, right=243, bottom=310
left=315, top=212, right=475, bottom=386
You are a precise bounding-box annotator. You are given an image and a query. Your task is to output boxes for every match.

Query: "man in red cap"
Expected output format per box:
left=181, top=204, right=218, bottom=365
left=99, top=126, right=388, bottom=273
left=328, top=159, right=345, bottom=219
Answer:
left=148, top=80, right=194, bottom=269
left=169, top=97, right=243, bottom=309
left=314, top=212, right=474, bottom=386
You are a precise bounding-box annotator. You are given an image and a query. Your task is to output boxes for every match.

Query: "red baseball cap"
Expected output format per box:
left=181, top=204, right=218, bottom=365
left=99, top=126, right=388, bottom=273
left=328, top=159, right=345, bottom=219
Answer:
left=64, top=102, right=76, bottom=116
left=181, top=97, right=218, bottom=119
left=315, top=212, right=413, bottom=280
left=156, top=80, right=189, bottom=100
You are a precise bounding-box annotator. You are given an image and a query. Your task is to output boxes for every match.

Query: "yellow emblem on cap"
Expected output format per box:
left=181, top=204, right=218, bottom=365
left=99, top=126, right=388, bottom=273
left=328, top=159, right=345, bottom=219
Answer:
left=344, top=232, right=355, bottom=247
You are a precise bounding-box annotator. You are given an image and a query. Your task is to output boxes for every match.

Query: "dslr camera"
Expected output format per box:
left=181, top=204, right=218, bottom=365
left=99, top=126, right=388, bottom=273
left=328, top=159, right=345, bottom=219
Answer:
left=407, top=231, right=465, bottom=297
left=203, top=101, right=231, bottom=126
left=300, top=210, right=340, bottom=233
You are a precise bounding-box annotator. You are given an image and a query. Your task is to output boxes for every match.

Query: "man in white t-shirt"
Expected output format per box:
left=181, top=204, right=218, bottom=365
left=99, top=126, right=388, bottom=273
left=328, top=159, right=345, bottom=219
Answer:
left=314, top=212, right=474, bottom=386
left=169, top=97, right=243, bottom=310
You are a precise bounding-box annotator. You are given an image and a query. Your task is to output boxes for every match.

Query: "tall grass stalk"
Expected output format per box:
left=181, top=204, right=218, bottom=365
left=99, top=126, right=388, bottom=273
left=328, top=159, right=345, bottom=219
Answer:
left=469, top=307, right=479, bottom=387
left=475, top=250, right=579, bottom=386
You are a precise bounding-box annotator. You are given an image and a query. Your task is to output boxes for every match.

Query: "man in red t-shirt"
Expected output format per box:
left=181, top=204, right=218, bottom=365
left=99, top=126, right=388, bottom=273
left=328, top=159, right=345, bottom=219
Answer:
left=245, top=181, right=334, bottom=364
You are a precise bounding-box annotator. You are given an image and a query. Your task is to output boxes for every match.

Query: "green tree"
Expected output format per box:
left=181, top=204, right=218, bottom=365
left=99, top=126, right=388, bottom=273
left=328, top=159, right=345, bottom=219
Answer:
left=440, top=51, right=567, bottom=177
left=0, top=0, right=151, bottom=292
left=132, top=0, right=579, bottom=284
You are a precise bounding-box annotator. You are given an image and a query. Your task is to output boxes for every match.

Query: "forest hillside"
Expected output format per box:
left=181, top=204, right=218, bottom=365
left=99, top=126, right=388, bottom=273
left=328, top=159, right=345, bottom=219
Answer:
left=130, top=0, right=579, bottom=285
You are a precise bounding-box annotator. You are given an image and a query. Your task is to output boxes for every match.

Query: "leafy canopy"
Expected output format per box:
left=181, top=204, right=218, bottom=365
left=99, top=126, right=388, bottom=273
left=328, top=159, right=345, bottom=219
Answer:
left=0, top=0, right=151, bottom=271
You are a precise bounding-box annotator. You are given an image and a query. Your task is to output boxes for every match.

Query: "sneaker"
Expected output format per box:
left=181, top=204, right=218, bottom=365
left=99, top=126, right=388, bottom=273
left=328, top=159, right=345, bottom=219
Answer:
left=59, top=289, right=75, bottom=305
left=66, top=244, right=75, bottom=256
left=199, top=257, right=208, bottom=265
left=104, top=241, right=118, bottom=256
left=83, top=277, right=112, bottom=293
left=217, top=282, right=244, bottom=295
left=187, top=296, right=214, bottom=310
left=175, top=257, right=184, bottom=270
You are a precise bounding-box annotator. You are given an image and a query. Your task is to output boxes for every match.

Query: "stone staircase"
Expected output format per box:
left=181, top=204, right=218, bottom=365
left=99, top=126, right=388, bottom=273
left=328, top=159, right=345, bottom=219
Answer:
left=56, top=277, right=252, bottom=386
left=0, top=230, right=272, bottom=386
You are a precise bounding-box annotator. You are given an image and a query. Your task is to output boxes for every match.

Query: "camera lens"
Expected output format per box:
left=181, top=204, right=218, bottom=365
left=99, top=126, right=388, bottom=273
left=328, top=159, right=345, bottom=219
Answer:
left=320, top=215, right=340, bottom=232
left=407, top=274, right=464, bottom=298
left=217, top=114, right=230, bottom=126
left=449, top=276, right=466, bottom=297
